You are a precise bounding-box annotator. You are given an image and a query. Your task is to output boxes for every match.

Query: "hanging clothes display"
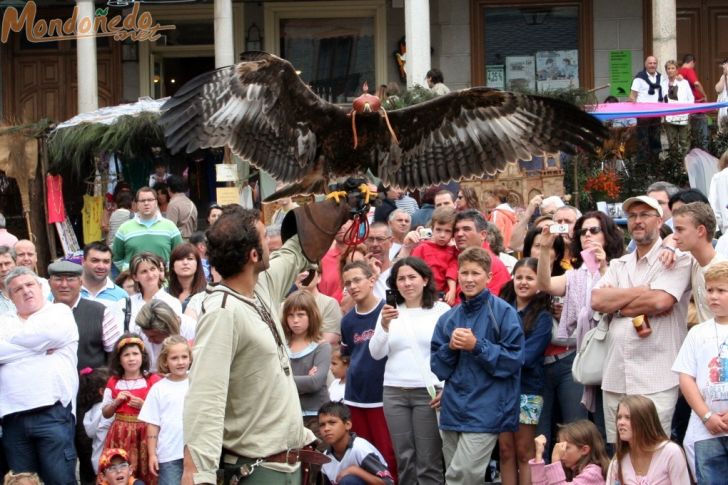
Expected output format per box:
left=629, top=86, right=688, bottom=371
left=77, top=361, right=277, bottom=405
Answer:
left=82, top=194, right=104, bottom=244
left=46, top=174, right=66, bottom=223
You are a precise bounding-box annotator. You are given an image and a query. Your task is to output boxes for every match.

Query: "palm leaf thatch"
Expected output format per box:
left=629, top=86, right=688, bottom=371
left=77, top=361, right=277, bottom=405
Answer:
left=47, top=111, right=164, bottom=177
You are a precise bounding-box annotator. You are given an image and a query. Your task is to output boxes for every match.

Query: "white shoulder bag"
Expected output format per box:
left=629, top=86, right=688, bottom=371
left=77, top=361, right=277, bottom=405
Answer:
left=571, top=312, right=611, bottom=385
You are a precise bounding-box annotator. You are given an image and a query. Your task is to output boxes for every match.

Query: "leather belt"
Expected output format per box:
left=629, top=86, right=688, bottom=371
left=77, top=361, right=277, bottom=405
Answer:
left=223, top=447, right=331, bottom=466
left=543, top=348, right=575, bottom=365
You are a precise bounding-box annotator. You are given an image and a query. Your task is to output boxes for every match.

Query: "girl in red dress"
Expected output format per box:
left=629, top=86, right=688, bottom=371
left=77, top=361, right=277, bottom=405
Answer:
left=101, top=334, right=161, bottom=485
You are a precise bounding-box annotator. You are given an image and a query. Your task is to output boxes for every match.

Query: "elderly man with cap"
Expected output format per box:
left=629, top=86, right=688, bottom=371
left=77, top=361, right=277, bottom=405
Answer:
left=49, top=260, right=120, bottom=370
left=591, top=195, right=692, bottom=446
left=48, top=259, right=121, bottom=485
left=0, top=266, right=79, bottom=484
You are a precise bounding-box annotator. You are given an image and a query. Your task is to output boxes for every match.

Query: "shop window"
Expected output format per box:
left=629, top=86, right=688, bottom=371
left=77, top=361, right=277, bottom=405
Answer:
left=265, top=1, right=387, bottom=102
left=471, top=0, right=593, bottom=91
left=280, top=17, right=374, bottom=101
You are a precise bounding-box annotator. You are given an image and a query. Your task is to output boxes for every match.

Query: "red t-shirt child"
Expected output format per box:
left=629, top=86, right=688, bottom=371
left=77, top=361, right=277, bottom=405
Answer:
left=412, top=241, right=458, bottom=294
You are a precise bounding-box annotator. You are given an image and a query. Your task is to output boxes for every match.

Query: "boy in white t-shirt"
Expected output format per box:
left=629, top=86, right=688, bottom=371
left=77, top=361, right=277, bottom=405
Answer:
left=673, top=260, right=728, bottom=483
left=318, top=401, right=394, bottom=485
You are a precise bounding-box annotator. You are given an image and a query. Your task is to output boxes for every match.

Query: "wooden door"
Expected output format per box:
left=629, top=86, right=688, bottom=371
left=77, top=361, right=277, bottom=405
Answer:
left=1, top=7, right=121, bottom=124
left=677, top=0, right=728, bottom=102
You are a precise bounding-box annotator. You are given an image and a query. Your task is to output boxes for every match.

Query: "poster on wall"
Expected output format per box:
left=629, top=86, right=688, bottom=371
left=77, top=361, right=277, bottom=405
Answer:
left=536, top=50, right=579, bottom=91
left=609, top=50, right=633, bottom=97
left=486, top=65, right=505, bottom=90
left=505, top=56, right=536, bottom=91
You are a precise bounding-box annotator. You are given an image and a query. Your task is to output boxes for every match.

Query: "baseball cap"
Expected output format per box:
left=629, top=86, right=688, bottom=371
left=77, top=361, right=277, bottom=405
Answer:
left=98, top=448, right=129, bottom=473
left=623, top=195, right=663, bottom=217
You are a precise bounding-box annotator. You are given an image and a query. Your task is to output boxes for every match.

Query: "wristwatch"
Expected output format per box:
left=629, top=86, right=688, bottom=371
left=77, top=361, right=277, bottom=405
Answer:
left=702, top=411, right=713, bottom=423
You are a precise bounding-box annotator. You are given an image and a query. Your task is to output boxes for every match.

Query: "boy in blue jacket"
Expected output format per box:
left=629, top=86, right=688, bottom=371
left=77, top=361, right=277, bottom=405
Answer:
left=431, top=246, right=525, bottom=484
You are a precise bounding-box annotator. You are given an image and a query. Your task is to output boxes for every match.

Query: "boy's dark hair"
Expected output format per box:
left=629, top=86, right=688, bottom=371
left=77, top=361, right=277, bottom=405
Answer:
left=668, top=188, right=709, bottom=210
left=342, top=260, right=373, bottom=278
left=318, top=401, right=351, bottom=421
left=109, top=333, right=151, bottom=378
left=78, top=366, right=109, bottom=411
left=167, top=174, right=188, bottom=194
left=115, top=191, right=133, bottom=210
left=206, top=205, right=263, bottom=279
left=83, top=241, right=112, bottom=258
left=426, top=68, right=444, bottom=84
left=189, top=231, right=207, bottom=247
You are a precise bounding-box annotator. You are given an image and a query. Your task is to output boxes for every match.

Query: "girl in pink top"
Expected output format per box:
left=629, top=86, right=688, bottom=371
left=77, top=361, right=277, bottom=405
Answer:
left=529, top=420, right=609, bottom=484
left=607, top=395, right=690, bottom=485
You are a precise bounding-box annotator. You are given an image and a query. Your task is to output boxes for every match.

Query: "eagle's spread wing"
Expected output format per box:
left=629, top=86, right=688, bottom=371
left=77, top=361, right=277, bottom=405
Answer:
left=381, top=88, right=607, bottom=189
left=160, top=52, right=346, bottom=183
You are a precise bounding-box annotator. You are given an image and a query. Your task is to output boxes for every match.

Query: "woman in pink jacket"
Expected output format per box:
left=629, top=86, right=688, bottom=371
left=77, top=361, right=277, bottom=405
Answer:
left=530, top=420, right=609, bottom=484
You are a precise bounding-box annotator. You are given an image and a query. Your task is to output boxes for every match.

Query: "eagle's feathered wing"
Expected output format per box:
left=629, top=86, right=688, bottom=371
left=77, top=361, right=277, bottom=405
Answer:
left=161, top=52, right=608, bottom=195
left=161, top=52, right=346, bottom=186
left=379, top=88, right=607, bottom=189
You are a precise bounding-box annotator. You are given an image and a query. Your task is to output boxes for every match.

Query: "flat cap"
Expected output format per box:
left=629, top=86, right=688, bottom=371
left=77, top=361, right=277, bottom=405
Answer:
left=47, top=260, right=82, bottom=276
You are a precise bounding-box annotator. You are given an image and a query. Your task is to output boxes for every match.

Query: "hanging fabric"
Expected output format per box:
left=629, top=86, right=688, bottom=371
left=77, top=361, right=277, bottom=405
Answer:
left=46, top=174, right=66, bottom=223
left=82, top=194, right=104, bottom=244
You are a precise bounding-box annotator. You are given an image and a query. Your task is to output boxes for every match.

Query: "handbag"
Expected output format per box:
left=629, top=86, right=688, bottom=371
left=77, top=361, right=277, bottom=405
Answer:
left=571, top=312, right=611, bottom=385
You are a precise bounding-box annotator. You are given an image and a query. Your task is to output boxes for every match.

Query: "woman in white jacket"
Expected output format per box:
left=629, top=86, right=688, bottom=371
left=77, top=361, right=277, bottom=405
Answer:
left=369, top=256, right=450, bottom=485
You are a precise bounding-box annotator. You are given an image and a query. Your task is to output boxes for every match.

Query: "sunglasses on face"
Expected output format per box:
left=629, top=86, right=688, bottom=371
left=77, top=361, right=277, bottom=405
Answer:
left=579, top=226, right=602, bottom=237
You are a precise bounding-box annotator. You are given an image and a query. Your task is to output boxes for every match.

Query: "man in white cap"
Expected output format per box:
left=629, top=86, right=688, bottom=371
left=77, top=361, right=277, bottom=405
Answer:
left=591, top=195, right=691, bottom=445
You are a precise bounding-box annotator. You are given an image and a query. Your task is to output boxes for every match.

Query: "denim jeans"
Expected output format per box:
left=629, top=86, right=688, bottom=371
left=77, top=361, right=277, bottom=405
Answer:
left=695, top=436, right=728, bottom=485
left=159, top=459, right=183, bottom=485
left=1, top=402, right=77, bottom=485
left=338, top=476, right=367, bottom=485
left=536, top=352, right=587, bottom=449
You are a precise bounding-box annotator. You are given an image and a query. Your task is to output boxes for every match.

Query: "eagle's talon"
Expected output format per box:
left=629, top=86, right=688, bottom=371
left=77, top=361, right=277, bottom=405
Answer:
left=358, top=183, right=376, bottom=205
left=325, top=190, right=348, bottom=204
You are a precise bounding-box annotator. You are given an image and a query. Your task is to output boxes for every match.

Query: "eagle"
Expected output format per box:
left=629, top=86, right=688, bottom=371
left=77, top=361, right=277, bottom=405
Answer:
left=161, top=52, right=607, bottom=201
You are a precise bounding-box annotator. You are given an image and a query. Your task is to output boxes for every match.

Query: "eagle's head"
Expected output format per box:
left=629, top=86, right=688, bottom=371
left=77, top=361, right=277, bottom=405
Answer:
left=352, top=82, right=381, bottom=113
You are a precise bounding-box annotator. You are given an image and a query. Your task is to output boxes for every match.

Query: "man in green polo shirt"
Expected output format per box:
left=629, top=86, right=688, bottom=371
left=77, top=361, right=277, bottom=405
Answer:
left=112, top=186, right=182, bottom=271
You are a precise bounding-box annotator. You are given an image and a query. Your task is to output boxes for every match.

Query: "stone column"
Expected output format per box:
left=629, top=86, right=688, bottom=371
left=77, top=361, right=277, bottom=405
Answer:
left=405, top=0, right=431, bottom=89
left=651, top=0, right=676, bottom=67
left=76, top=0, right=98, bottom=113
left=214, top=0, right=235, bottom=68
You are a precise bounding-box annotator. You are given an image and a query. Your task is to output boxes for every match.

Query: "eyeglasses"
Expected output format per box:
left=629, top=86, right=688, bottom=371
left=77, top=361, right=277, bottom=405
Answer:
left=105, top=462, right=129, bottom=473
left=366, top=236, right=391, bottom=244
left=137, top=198, right=157, bottom=203
left=627, top=212, right=660, bottom=221
left=579, top=226, right=602, bottom=237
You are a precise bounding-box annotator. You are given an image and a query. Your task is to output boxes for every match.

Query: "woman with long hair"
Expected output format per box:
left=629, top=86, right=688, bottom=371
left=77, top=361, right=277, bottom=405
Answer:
left=607, top=395, right=690, bottom=484
left=499, top=258, right=554, bottom=485
left=167, top=243, right=207, bottom=312
left=456, top=186, right=481, bottom=212
left=535, top=212, right=624, bottom=447
left=369, top=256, right=450, bottom=485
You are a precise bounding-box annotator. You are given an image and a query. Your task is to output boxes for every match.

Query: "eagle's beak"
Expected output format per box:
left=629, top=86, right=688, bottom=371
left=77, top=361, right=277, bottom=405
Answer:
left=363, top=103, right=372, bottom=113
